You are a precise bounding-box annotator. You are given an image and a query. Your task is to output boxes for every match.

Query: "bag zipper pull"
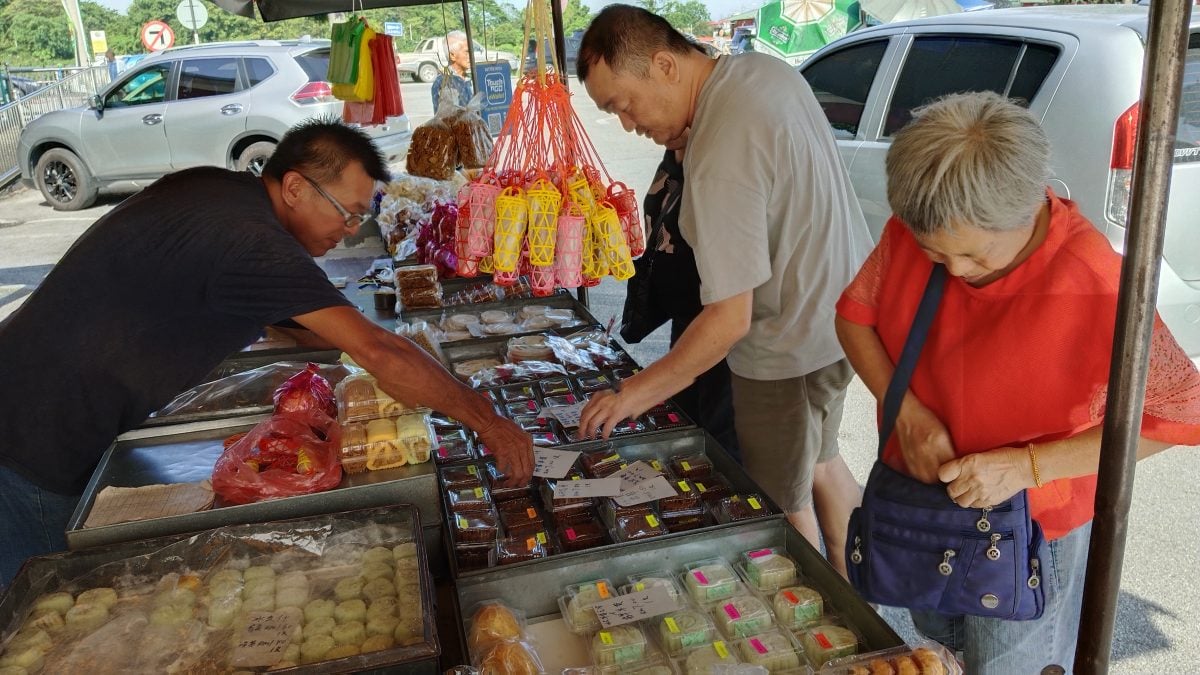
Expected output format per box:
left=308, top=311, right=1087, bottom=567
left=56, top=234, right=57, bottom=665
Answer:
left=938, top=549, right=956, bottom=576
left=1028, top=557, right=1041, bottom=589
left=986, top=533, right=1002, bottom=561
left=850, top=536, right=863, bottom=565
left=976, top=506, right=993, bottom=533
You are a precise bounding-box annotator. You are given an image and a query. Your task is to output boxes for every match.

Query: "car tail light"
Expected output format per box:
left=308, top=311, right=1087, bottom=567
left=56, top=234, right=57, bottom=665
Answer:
left=1106, top=101, right=1139, bottom=227
left=291, top=81, right=336, bottom=105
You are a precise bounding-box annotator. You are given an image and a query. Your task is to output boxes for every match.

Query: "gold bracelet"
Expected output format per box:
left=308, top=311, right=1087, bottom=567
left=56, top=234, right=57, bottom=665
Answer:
left=1028, top=443, right=1044, bottom=488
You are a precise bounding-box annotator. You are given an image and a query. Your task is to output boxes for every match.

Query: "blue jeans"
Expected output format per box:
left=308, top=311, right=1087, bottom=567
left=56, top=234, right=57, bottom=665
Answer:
left=0, top=464, right=80, bottom=588
left=911, top=521, right=1092, bottom=675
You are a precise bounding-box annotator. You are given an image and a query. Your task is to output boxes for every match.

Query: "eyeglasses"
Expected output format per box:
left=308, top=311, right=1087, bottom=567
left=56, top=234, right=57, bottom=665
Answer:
left=297, top=172, right=374, bottom=230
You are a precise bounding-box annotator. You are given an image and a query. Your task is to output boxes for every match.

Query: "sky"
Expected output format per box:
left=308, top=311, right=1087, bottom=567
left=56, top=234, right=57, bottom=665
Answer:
left=93, top=0, right=763, bottom=24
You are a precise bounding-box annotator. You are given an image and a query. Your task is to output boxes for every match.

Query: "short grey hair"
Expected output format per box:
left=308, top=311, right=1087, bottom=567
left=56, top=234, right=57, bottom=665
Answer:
left=885, top=91, right=1050, bottom=236
left=446, top=30, right=468, bottom=53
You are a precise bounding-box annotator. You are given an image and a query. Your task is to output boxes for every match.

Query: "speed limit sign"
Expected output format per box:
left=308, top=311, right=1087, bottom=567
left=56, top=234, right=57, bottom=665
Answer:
left=141, top=20, right=175, bottom=51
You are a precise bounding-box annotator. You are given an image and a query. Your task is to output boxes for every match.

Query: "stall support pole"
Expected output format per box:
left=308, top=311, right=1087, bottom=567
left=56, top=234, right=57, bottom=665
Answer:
left=461, top=0, right=478, bottom=94
left=1074, top=1, right=1192, bottom=672
left=546, top=0, right=587, bottom=307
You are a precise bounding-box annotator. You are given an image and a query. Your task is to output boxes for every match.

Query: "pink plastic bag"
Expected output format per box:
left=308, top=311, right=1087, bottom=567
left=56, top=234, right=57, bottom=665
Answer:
left=212, top=409, right=343, bottom=505
left=272, top=363, right=336, bottom=418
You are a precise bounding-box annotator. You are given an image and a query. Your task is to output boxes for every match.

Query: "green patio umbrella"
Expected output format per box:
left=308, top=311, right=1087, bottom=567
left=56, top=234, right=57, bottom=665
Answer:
left=754, top=0, right=861, bottom=64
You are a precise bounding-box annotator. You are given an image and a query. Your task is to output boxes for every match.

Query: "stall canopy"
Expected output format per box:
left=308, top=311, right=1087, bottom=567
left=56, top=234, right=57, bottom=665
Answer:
left=213, top=0, right=464, bottom=23
left=755, top=0, right=862, bottom=64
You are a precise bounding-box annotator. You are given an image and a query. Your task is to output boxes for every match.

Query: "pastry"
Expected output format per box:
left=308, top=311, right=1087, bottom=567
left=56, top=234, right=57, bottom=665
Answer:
left=557, top=517, right=607, bottom=552
left=32, top=592, right=74, bottom=616
left=207, top=595, right=242, bottom=628
left=363, top=546, right=395, bottom=567
left=454, top=358, right=502, bottom=379
left=469, top=602, right=524, bottom=655
left=626, top=575, right=682, bottom=603
left=304, top=616, right=337, bottom=637
left=361, top=633, right=395, bottom=652
left=449, top=485, right=494, bottom=513
left=149, top=603, right=192, bottom=627
left=480, top=310, right=512, bottom=324
left=6, top=629, right=51, bottom=654
left=362, top=578, right=396, bottom=602
left=693, top=475, right=733, bottom=503
left=564, top=580, right=613, bottom=634
left=362, top=562, right=393, bottom=582
left=335, top=576, right=364, bottom=601
left=478, top=640, right=541, bottom=675
left=683, top=562, right=739, bottom=604
left=591, top=625, right=646, bottom=665
left=367, top=615, right=400, bottom=638
left=277, top=571, right=310, bottom=590
left=368, top=597, right=399, bottom=620
left=395, top=413, right=434, bottom=464
left=867, top=659, right=895, bottom=675
left=75, top=587, right=118, bottom=610
left=243, top=594, right=275, bottom=612
left=275, top=584, right=310, bottom=609
left=895, top=655, right=920, bottom=675
left=243, top=565, right=276, bottom=582
left=242, top=579, right=274, bottom=600
left=300, top=634, right=336, bottom=664
left=662, top=511, right=707, bottom=533
left=799, top=624, right=858, bottom=666
left=659, top=479, right=702, bottom=512
left=393, top=541, right=418, bottom=560
left=712, top=594, right=773, bottom=638
left=657, top=609, right=715, bottom=656
left=518, top=305, right=549, bottom=320
left=454, top=511, right=499, bottom=544
left=670, top=453, right=713, bottom=480
left=737, top=629, right=801, bottom=671
left=63, top=603, right=109, bottom=631
left=334, top=599, right=367, bottom=624
left=24, top=610, right=64, bottom=633
left=615, top=513, right=669, bottom=542
left=332, top=620, right=366, bottom=646
left=773, top=585, right=823, bottom=628
left=304, top=599, right=336, bottom=623
left=0, top=647, right=43, bottom=672
left=210, top=569, right=243, bottom=586
left=683, top=640, right=738, bottom=674
left=913, top=647, right=947, bottom=675
left=742, top=548, right=798, bottom=591
left=394, top=613, right=424, bottom=643
left=445, top=313, right=480, bottom=331
left=719, top=494, right=772, bottom=522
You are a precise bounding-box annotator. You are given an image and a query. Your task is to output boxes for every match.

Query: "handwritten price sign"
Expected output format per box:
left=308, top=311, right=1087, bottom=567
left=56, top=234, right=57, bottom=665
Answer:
left=230, top=608, right=301, bottom=667
left=591, top=586, right=679, bottom=628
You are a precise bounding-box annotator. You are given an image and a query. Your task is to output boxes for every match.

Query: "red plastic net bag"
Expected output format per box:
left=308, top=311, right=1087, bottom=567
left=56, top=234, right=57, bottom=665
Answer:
left=212, top=408, right=343, bottom=505
left=272, top=362, right=336, bottom=418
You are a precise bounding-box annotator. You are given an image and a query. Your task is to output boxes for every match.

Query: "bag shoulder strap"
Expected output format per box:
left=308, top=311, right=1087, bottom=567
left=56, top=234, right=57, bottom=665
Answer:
left=878, top=264, right=946, bottom=459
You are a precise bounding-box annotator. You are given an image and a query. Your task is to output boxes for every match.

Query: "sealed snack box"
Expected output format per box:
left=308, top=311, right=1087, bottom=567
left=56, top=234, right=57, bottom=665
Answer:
left=558, top=579, right=616, bottom=635
left=495, top=533, right=549, bottom=565
left=580, top=450, right=625, bottom=479
left=661, top=507, right=709, bottom=533
left=440, top=464, right=483, bottom=490
left=447, top=484, right=494, bottom=513
left=600, top=498, right=654, bottom=528
left=590, top=625, right=648, bottom=667
left=693, top=474, right=734, bottom=504
left=588, top=643, right=672, bottom=675
left=486, top=462, right=533, bottom=502
left=816, top=641, right=961, bottom=675
left=539, top=376, right=575, bottom=397
left=622, top=570, right=684, bottom=604
left=713, top=593, right=775, bottom=639
left=556, top=517, right=608, bottom=553
left=738, top=547, right=799, bottom=592
left=499, top=505, right=545, bottom=537
left=467, top=600, right=527, bottom=657
left=659, top=478, right=702, bottom=513
left=716, top=494, right=773, bottom=523
left=736, top=628, right=805, bottom=672
left=614, top=512, right=669, bottom=543
left=656, top=608, right=717, bottom=657
left=669, top=452, right=713, bottom=480
left=681, top=640, right=740, bottom=675
left=682, top=559, right=741, bottom=605
left=798, top=623, right=860, bottom=667
left=455, top=543, right=494, bottom=572
left=340, top=412, right=435, bottom=473
left=453, top=511, right=499, bottom=546
left=645, top=410, right=690, bottom=431
left=336, top=373, right=421, bottom=424
left=773, top=585, right=824, bottom=629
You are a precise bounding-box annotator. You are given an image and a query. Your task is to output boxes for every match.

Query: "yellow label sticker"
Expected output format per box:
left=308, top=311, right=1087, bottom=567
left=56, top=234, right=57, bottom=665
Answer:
left=635, top=582, right=645, bottom=592
left=678, top=480, right=691, bottom=492
left=748, top=497, right=762, bottom=510
left=467, top=465, right=478, bottom=475
left=536, top=532, right=548, bottom=545
left=646, top=514, right=660, bottom=528
left=455, top=515, right=467, bottom=529
left=681, top=461, right=692, bottom=471
left=714, top=641, right=729, bottom=659
left=650, top=460, right=663, bottom=471
left=474, top=487, right=484, bottom=499
left=665, top=617, right=680, bottom=633
left=597, top=581, right=610, bottom=599
left=599, top=631, right=613, bottom=645
left=571, top=475, right=581, bottom=481
left=603, top=453, right=620, bottom=463
left=697, top=482, right=707, bottom=492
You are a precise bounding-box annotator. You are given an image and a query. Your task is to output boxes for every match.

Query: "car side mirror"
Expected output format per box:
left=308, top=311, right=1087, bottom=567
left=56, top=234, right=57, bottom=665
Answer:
left=89, top=94, right=103, bottom=110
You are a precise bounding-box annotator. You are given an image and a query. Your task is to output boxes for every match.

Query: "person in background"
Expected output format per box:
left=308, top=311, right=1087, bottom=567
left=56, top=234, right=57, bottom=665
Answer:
left=575, top=5, right=871, bottom=577
left=0, top=120, right=532, bottom=588
left=105, top=50, right=118, bottom=81
left=835, top=91, right=1200, bottom=672
left=430, top=30, right=473, bottom=112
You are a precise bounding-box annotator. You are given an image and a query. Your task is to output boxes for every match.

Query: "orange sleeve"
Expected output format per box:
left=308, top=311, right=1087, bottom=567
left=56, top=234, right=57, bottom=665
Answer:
left=836, top=219, right=895, bottom=327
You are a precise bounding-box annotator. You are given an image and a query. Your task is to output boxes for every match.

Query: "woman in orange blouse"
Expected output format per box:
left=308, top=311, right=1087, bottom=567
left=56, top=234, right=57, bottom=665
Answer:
left=835, top=91, right=1200, bottom=673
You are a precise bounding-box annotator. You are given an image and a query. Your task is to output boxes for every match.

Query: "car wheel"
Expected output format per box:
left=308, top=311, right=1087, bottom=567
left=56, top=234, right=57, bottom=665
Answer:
left=236, top=141, right=276, bottom=176
left=35, top=148, right=97, bottom=211
left=418, top=62, right=439, bottom=83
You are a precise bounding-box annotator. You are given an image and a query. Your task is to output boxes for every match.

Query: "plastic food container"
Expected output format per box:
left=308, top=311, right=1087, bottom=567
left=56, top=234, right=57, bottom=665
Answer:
left=543, top=393, right=585, bottom=408
left=735, top=628, right=805, bottom=672
left=608, top=419, right=649, bottom=437
left=738, top=547, right=799, bottom=592
left=340, top=412, right=435, bottom=473
left=680, top=640, right=740, bottom=674
left=712, top=594, right=774, bottom=639
left=499, top=384, right=538, bottom=402
left=452, top=510, right=498, bottom=545
left=447, top=485, right=493, bottom=513
left=600, top=498, right=654, bottom=528
left=589, top=625, right=648, bottom=666
left=335, top=374, right=421, bottom=424
left=435, top=437, right=474, bottom=465
left=503, top=400, right=541, bottom=418
left=669, top=452, right=713, bottom=480
left=531, top=431, right=562, bottom=447
left=486, top=462, right=533, bottom=502
left=693, top=475, right=733, bottom=503
left=682, top=559, right=740, bottom=605
left=511, top=414, right=555, bottom=433
left=538, top=377, right=575, bottom=397
left=715, top=494, right=773, bottom=523
left=440, top=464, right=484, bottom=490
left=613, top=513, right=669, bottom=542
left=499, top=505, right=544, bottom=537
left=645, top=411, right=689, bottom=431
left=659, top=478, right=702, bottom=512
left=815, top=641, right=963, bottom=675
left=539, top=474, right=595, bottom=515
left=772, top=585, right=825, bottom=630
left=558, top=579, right=616, bottom=635
left=621, top=571, right=684, bottom=604
left=495, top=533, right=549, bottom=565
left=797, top=623, right=860, bottom=667
left=580, top=450, right=625, bottom=478
left=556, top=518, right=608, bottom=553
left=656, top=608, right=717, bottom=656
left=455, top=542, right=495, bottom=572
left=660, top=507, right=709, bottom=534
left=575, top=373, right=615, bottom=393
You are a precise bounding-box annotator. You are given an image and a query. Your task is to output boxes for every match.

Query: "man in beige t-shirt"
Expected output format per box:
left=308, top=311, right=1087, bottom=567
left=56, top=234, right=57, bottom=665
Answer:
left=576, top=4, right=871, bottom=575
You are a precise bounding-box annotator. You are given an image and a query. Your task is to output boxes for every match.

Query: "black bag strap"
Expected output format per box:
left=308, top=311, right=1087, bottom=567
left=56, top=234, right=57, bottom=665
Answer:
left=640, top=183, right=683, bottom=273
left=878, top=264, right=946, bottom=458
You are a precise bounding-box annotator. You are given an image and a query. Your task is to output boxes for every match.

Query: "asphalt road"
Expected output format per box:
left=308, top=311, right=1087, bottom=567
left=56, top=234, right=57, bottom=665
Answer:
left=2, top=80, right=1197, bottom=671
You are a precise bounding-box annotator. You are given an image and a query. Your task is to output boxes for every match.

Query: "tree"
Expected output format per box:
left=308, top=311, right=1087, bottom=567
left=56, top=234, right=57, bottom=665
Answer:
left=637, top=0, right=710, bottom=35
left=0, top=0, right=130, bottom=65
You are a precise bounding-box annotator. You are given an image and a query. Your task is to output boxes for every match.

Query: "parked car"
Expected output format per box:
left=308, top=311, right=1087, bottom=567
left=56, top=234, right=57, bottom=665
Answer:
left=797, top=5, right=1200, bottom=360
left=396, top=36, right=520, bottom=83
left=525, top=30, right=582, bottom=77
left=17, top=39, right=412, bottom=211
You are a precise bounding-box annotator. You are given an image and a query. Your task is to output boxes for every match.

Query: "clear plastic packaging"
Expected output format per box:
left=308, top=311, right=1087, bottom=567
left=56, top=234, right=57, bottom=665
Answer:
left=772, top=585, right=824, bottom=630
left=656, top=608, right=717, bottom=657
left=608, top=419, right=649, bottom=437
left=467, top=601, right=527, bottom=657
left=486, top=462, right=533, bottom=502
left=151, top=361, right=359, bottom=421
left=738, top=548, right=799, bottom=592
left=575, top=372, right=615, bottom=393
left=558, top=580, right=616, bottom=635
left=499, top=384, right=538, bottom=402
left=661, top=508, right=709, bottom=533
left=613, top=512, right=669, bottom=542
left=499, top=505, right=544, bottom=537
left=645, top=411, right=690, bottom=432
left=474, top=639, right=544, bottom=673
left=693, top=475, right=734, bottom=504
left=581, top=450, right=625, bottom=479
left=659, top=479, right=702, bottom=513
left=716, top=494, right=773, bottom=523
left=495, top=534, right=549, bottom=565
left=507, top=335, right=555, bottom=363
left=543, top=392, right=586, bottom=408
left=735, top=629, right=804, bottom=672
left=796, top=624, right=860, bottom=667
left=435, top=436, right=475, bottom=464
left=589, top=625, right=648, bottom=667
left=682, top=640, right=741, bottom=674
left=504, top=400, right=541, bottom=418
left=815, top=641, right=962, bottom=675
left=712, top=594, right=774, bottom=639
left=466, top=361, right=569, bottom=389
left=539, top=472, right=595, bottom=515
left=452, top=511, right=499, bottom=545
left=622, top=571, right=684, bottom=604
left=531, top=431, right=562, bottom=447
left=455, top=543, right=495, bottom=572
left=447, top=485, right=494, bottom=513
left=440, top=464, right=484, bottom=490
left=394, top=264, right=440, bottom=291
left=336, top=374, right=422, bottom=424
left=556, top=518, right=608, bottom=553
left=670, top=452, right=713, bottom=480
left=682, top=559, right=741, bottom=605
left=340, top=412, right=436, bottom=473
left=589, top=644, right=673, bottom=675
left=454, top=358, right=503, bottom=381
left=512, top=414, right=555, bottom=433
left=599, top=498, right=654, bottom=529
left=538, top=377, right=575, bottom=397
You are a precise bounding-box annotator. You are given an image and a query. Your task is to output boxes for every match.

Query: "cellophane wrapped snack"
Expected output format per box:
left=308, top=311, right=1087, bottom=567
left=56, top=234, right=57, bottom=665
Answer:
left=273, top=362, right=337, bottom=418
left=211, top=408, right=343, bottom=505
left=452, top=93, right=495, bottom=169
left=407, top=84, right=462, bottom=180
left=151, top=362, right=359, bottom=420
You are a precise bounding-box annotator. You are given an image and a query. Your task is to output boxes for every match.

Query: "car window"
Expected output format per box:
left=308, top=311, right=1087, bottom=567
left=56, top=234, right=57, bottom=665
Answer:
left=295, top=48, right=330, bottom=83
left=1177, top=31, right=1200, bottom=163
left=245, top=57, right=276, bottom=86
left=177, top=57, right=240, bottom=99
left=800, top=39, right=887, bottom=140
left=105, top=63, right=171, bottom=108
left=884, top=36, right=1059, bottom=136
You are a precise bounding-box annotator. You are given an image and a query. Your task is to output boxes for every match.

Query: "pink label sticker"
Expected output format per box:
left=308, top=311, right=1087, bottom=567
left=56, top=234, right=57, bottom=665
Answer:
left=692, top=570, right=709, bottom=585
left=566, top=528, right=578, bottom=542
left=747, top=548, right=773, bottom=560
left=437, top=447, right=448, bottom=458
left=750, top=638, right=767, bottom=655
left=815, top=632, right=833, bottom=650
left=668, top=413, right=680, bottom=423
left=723, top=603, right=741, bottom=620
left=527, top=401, right=537, bottom=411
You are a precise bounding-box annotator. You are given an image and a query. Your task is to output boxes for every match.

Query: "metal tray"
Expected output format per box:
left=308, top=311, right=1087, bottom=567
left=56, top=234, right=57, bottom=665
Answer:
left=443, top=428, right=771, bottom=579
left=452, top=516, right=903, bottom=665
left=404, top=293, right=603, bottom=349
left=66, top=415, right=441, bottom=556
left=2, top=505, right=440, bottom=674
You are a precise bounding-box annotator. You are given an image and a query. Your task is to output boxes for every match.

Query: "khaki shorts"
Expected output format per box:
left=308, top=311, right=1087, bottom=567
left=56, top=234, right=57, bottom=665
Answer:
left=731, top=359, right=853, bottom=514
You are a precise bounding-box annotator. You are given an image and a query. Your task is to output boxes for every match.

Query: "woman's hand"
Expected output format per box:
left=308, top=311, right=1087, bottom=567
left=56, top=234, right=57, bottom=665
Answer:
left=894, top=395, right=957, bottom=483
left=939, top=447, right=1034, bottom=508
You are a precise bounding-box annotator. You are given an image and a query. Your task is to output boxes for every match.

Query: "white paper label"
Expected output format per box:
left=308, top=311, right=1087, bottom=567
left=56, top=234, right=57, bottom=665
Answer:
left=592, top=586, right=678, bottom=628
left=230, top=608, right=301, bottom=667
left=613, top=475, right=677, bottom=507
left=552, top=476, right=623, bottom=499
left=532, top=448, right=582, bottom=479
left=612, top=460, right=661, bottom=491
left=542, top=402, right=587, bottom=429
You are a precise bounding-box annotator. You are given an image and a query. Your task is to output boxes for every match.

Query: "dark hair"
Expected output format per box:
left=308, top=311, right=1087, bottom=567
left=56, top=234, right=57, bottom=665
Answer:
left=576, top=4, right=699, bottom=82
left=263, top=118, right=389, bottom=184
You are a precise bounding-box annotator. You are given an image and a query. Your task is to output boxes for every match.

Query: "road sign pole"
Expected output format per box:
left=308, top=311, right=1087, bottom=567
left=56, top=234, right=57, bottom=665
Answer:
left=189, top=2, right=199, bottom=43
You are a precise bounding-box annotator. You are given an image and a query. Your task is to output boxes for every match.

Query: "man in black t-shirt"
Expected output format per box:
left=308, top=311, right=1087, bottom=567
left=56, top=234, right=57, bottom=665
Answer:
left=0, top=120, right=533, bottom=585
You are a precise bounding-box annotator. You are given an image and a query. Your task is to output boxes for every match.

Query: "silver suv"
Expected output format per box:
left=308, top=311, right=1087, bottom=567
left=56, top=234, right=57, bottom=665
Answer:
left=18, top=39, right=412, bottom=211
left=799, top=5, right=1200, bottom=360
